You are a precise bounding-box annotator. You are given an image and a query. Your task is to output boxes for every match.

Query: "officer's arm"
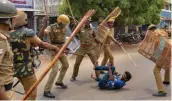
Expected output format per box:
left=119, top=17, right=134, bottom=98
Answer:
left=39, top=17, right=48, bottom=39
left=27, top=36, right=59, bottom=52
left=0, top=87, right=9, bottom=100
left=0, top=38, right=7, bottom=64
left=93, top=31, right=102, bottom=43
left=110, top=36, right=121, bottom=46
left=25, top=28, right=59, bottom=51
left=110, top=36, right=118, bottom=44
left=39, top=26, right=51, bottom=39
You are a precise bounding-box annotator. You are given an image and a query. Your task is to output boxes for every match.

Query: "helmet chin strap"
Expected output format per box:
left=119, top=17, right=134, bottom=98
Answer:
left=0, top=18, right=12, bottom=28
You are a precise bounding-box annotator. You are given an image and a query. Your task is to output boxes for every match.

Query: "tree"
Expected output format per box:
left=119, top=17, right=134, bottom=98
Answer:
left=58, top=0, right=165, bottom=25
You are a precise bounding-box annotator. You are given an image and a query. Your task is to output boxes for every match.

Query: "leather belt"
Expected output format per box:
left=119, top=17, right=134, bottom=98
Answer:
left=52, top=42, right=65, bottom=45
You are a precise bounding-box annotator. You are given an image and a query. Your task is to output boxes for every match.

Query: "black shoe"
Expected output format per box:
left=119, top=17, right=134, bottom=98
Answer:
left=163, top=81, right=170, bottom=85
left=43, top=91, right=55, bottom=98
left=55, top=82, right=68, bottom=89
left=70, top=77, right=76, bottom=82
left=153, top=91, right=167, bottom=97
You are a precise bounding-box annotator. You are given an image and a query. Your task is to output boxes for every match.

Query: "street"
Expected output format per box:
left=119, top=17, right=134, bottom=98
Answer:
left=13, top=43, right=171, bottom=100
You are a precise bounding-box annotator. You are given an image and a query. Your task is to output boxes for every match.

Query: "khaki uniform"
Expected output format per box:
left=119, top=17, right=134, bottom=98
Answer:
left=44, top=23, right=69, bottom=92
left=72, top=28, right=97, bottom=78
left=101, top=28, right=115, bottom=66
left=153, top=30, right=170, bottom=93
left=0, top=30, right=14, bottom=100
left=153, top=64, right=170, bottom=92
left=10, top=27, right=39, bottom=100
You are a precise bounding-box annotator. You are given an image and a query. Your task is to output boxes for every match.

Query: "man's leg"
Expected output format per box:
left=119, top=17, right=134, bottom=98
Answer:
left=101, top=49, right=108, bottom=66
left=71, top=55, right=84, bottom=81
left=19, top=74, right=37, bottom=100
left=100, top=46, right=111, bottom=74
left=105, top=45, right=115, bottom=66
left=43, top=60, right=59, bottom=98
left=163, top=68, right=170, bottom=84
left=88, top=50, right=98, bottom=67
left=95, top=66, right=115, bottom=73
left=88, top=50, right=100, bottom=79
left=55, top=54, right=69, bottom=88
left=153, top=64, right=166, bottom=96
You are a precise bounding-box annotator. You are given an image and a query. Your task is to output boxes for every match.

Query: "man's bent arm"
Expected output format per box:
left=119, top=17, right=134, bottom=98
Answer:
left=108, top=65, right=114, bottom=81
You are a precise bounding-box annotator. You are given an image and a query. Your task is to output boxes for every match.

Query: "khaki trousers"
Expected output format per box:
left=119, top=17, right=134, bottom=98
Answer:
left=101, top=44, right=114, bottom=66
left=44, top=53, right=69, bottom=92
left=153, top=64, right=170, bottom=92
left=18, top=74, right=37, bottom=100
left=72, top=49, right=97, bottom=78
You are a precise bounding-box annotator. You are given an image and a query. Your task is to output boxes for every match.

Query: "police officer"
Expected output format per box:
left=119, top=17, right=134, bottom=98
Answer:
left=40, top=15, right=70, bottom=98
left=0, top=0, right=17, bottom=99
left=10, top=10, right=59, bottom=100
left=101, top=18, right=121, bottom=66
left=70, top=18, right=101, bottom=81
left=147, top=24, right=170, bottom=97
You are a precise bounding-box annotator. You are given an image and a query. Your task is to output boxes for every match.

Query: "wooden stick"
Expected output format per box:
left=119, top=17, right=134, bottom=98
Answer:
left=120, top=45, right=138, bottom=69
left=22, top=9, right=96, bottom=100
left=43, top=0, right=48, bottom=16
left=100, top=7, right=121, bottom=26
left=67, top=0, right=78, bottom=23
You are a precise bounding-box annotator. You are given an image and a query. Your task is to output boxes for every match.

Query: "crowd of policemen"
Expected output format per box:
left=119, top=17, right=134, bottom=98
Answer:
left=0, top=0, right=170, bottom=100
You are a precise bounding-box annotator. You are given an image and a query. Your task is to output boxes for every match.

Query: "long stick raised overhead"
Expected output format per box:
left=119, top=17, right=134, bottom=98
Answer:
left=22, top=9, right=96, bottom=100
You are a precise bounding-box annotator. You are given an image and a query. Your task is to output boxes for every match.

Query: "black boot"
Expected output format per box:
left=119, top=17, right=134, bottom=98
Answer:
left=153, top=91, right=167, bottom=97
left=43, top=91, right=55, bottom=98
left=55, top=82, right=68, bottom=89
left=163, top=81, right=170, bottom=85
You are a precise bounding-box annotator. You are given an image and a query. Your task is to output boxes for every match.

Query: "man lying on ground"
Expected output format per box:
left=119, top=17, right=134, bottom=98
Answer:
left=91, top=61, right=132, bottom=89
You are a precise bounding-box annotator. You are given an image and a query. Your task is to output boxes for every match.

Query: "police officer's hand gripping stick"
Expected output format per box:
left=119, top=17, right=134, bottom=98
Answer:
left=22, top=9, right=96, bottom=100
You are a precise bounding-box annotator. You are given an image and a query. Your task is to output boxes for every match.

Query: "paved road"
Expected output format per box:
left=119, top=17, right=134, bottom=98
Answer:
left=14, top=43, right=171, bottom=100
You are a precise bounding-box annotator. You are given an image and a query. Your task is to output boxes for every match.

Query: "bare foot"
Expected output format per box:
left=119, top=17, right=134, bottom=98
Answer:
left=91, top=74, right=96, bottom=79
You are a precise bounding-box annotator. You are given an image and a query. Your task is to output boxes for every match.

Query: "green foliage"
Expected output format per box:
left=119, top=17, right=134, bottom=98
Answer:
left=58, top=0, right=165, bottom=25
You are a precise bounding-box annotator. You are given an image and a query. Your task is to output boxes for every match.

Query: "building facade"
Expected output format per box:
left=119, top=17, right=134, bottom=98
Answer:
left=160, top=0, right=171, bottom=28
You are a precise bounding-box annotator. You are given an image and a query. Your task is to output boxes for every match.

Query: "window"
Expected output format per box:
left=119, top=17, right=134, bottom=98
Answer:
left=165, top=4, right=169, bottom=10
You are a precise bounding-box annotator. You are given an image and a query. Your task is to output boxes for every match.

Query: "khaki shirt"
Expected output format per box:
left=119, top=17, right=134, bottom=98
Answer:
left=45, top=24, right=66, bottom=44
left=78, top=28, right=94, bottom=45
left=0, top=30, right=13, bottom=86
left=105, top=28, right=114, bottom=44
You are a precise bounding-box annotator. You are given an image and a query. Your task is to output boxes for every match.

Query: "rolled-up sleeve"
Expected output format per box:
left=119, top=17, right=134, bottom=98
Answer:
left=0, top=37, right=7, bottom=65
